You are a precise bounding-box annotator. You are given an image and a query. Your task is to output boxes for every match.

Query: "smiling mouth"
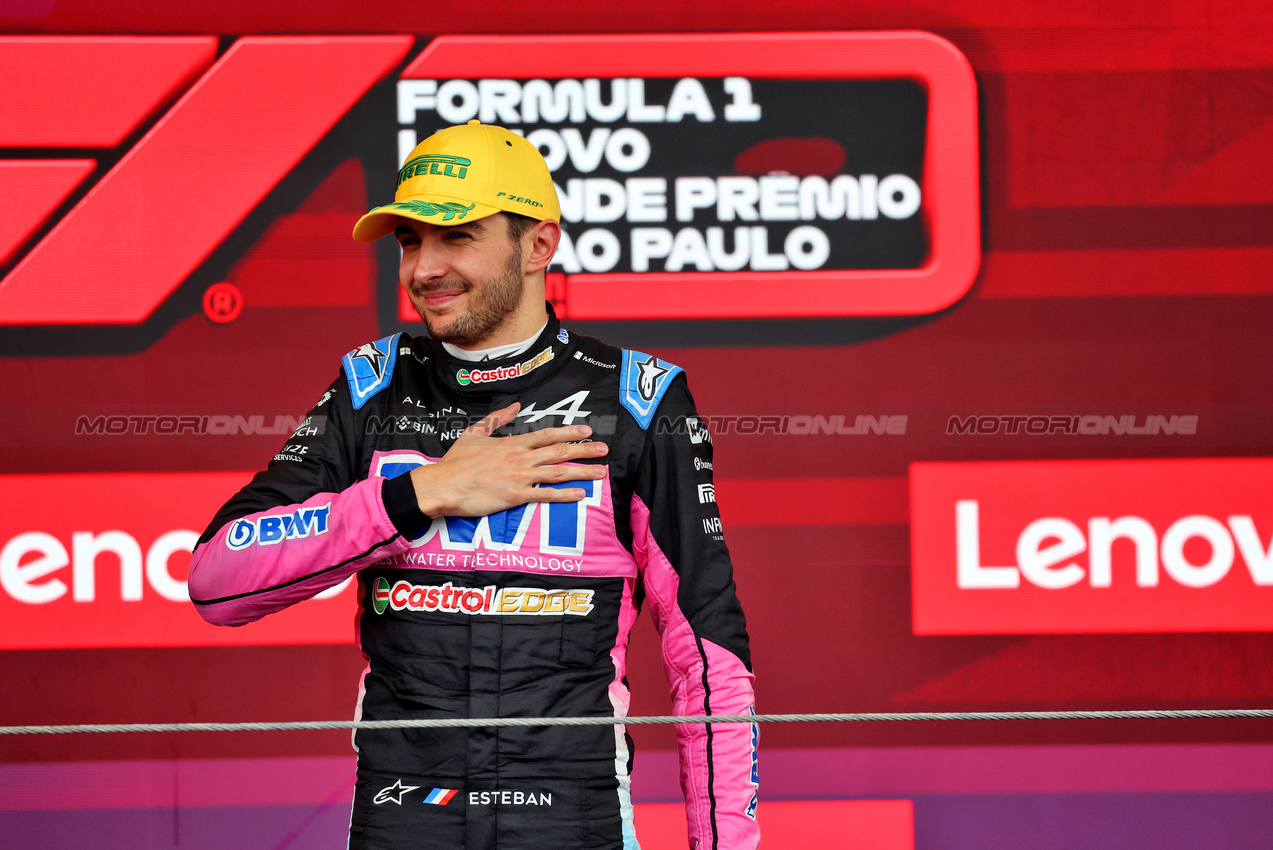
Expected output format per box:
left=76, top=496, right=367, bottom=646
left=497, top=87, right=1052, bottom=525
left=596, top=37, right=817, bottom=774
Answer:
left=413, top=285, right=468, bottom=308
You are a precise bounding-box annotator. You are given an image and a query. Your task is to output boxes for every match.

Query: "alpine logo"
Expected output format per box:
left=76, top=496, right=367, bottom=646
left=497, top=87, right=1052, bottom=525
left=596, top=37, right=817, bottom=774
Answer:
left=517, top=391, right=592, bottom=425
left=456, top=347, right=553, bottom=385
left=224, top=504, right=331, bottom=550
left=372, top=577, right=594, bottom=616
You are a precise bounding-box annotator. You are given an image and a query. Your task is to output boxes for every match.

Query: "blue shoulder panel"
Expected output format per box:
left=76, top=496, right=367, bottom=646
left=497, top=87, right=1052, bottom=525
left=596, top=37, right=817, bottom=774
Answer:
left=342, top=333, right=403, bottom=410
left=619, top=348, right=683, bottom=430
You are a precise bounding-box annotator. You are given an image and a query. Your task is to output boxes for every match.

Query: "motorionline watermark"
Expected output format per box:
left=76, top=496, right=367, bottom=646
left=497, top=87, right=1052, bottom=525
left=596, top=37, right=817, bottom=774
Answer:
left=73, top=411, right=910, bottom=439
left=946, top=414, right=1198, bottom=436
left=75, top=414, right=311, bottom=436
left=369, top=413, right=908, bottom=438
left=656, top=414, right=908, bottom=436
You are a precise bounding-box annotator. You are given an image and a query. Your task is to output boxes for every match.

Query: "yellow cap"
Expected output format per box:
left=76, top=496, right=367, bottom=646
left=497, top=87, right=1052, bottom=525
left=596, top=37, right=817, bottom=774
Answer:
left=352, top=120, right=561, bottom=241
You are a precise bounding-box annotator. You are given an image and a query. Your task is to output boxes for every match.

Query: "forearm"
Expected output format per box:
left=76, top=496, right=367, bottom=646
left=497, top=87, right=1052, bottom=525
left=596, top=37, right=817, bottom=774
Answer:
left=189, top=475, right=421, bottom=625
left=666, top=631, right=759, bottom=850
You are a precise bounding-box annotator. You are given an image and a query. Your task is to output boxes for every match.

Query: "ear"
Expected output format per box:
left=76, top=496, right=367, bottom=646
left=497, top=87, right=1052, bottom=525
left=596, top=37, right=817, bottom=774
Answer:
left=523, top=219, right=561, bottom=274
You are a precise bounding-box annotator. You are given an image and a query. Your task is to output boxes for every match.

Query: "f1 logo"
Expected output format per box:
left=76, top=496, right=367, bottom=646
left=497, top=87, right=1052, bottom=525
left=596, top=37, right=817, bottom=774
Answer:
left=0, top=36, right=412, bottom=326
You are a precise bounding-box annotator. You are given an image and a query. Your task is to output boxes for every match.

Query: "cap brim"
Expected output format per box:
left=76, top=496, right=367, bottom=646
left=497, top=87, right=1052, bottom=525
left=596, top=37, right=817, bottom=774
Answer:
left=351, top=198, right=501, bottom=242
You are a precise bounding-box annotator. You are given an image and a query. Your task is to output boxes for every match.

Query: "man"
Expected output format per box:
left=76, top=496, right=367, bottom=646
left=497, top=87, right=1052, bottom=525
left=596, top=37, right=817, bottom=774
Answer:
left=189, top=120, right=758, bottom=850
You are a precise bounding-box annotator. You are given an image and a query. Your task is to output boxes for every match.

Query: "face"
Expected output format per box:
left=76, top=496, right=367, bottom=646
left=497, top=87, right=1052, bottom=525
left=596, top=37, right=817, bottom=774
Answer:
left=395, top=215, right=525, bottom=347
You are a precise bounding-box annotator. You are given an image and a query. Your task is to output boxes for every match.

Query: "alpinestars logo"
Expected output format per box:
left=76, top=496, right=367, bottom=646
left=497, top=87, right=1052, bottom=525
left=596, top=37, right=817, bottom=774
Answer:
left=456, top=347, right=553, bottom=385
left=636, top=356, right=669, bottom=401
left=373, top=780, right=420, bottom=805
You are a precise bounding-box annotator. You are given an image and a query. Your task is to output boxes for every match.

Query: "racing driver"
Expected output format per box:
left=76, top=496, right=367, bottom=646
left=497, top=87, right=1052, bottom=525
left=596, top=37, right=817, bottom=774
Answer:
left=189, top=120, right=759, bottom=850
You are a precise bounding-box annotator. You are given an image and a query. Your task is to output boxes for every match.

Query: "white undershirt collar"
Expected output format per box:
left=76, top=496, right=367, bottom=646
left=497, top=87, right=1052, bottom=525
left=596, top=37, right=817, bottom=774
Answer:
left=441, top=320, right=548, bottom=362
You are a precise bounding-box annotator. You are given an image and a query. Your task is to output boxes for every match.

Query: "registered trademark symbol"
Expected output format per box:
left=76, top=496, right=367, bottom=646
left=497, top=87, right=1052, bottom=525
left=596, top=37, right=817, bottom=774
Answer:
left=202, top=282, right=243, bottom=323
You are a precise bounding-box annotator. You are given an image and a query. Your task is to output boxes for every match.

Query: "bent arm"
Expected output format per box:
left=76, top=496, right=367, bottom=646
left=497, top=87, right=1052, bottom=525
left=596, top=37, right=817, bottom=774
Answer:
left=188, top=376, right=425, bottom=626
left=190, top=474, right=419, bottom=626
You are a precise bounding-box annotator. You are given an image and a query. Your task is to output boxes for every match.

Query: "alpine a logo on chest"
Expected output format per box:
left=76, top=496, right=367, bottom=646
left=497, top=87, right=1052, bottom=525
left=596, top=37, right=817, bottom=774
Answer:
left=371, top=577, right=594, bottom=616
left=516, top=390, right=592, bottom=424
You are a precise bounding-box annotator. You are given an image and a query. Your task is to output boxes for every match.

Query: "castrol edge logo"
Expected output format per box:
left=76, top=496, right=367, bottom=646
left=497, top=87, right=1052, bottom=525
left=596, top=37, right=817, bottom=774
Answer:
left=455, top=347, right=553, bottom=386
left=372, top=577, right=594, bottom=616
left=910, top=458, right=1273, bottom=634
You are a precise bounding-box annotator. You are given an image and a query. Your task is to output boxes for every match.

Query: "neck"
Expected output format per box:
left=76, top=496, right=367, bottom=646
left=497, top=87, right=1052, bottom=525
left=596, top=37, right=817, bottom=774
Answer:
left=450, top=278, right=547, bottom=351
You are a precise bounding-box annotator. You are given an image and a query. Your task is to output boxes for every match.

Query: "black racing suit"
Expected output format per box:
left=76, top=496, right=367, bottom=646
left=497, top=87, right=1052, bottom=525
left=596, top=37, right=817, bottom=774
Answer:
left=189, top=307, right=759, bottom=849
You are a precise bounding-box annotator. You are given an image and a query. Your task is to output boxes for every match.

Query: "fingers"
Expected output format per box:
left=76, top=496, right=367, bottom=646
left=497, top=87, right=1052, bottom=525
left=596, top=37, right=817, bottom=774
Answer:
left=516, top=423, right=594, bottom=449
left=526, top=487, right=590, bottom=503
left=534, top=461, right=608, bottom=485
left=523, top=469, right=607, bottom=503
left=527, top=440, right=609, bottom=466
left=464, top=402, right=520, bottom=439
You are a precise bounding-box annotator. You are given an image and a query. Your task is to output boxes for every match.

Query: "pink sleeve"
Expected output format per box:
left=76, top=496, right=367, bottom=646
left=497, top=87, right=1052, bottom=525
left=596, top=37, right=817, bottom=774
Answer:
left=188, top=477, right=411, bottom=626
left=632, top=494, right=760, bottom=850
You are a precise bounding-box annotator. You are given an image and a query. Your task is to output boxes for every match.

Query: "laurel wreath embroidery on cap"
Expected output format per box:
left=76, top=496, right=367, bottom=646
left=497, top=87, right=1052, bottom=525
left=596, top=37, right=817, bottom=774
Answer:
left=379, top=200, right=475, bottom=221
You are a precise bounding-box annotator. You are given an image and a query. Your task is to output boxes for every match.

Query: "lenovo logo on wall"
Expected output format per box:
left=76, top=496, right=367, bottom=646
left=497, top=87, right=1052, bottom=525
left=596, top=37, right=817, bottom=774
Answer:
left=911, top=458, right=1273, bottom=634
left=0, top=473, right=354, bottom=649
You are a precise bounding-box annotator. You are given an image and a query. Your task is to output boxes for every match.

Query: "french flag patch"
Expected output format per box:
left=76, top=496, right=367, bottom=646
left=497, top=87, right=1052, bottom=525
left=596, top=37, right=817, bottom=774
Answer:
left=423, top=788, right=458, bottom=805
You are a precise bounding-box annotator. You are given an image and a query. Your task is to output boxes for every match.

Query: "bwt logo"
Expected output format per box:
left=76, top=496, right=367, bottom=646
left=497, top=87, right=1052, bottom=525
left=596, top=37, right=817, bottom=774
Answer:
left=225, top=504, right=331, bottom=551
left=911, top=458, right=1273, bottom=635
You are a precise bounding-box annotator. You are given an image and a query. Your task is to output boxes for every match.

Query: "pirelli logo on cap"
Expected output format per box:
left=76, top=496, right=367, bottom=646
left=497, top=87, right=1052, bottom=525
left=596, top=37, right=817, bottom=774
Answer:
left=397, top=154, right=471, bottom=186
left=372, top=578, right=594, bottom=616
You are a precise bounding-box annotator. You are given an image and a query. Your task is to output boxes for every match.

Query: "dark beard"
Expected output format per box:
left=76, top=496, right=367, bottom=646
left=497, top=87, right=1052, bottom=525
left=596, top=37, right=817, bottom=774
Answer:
left=422, top=243, right=523, bottom=346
